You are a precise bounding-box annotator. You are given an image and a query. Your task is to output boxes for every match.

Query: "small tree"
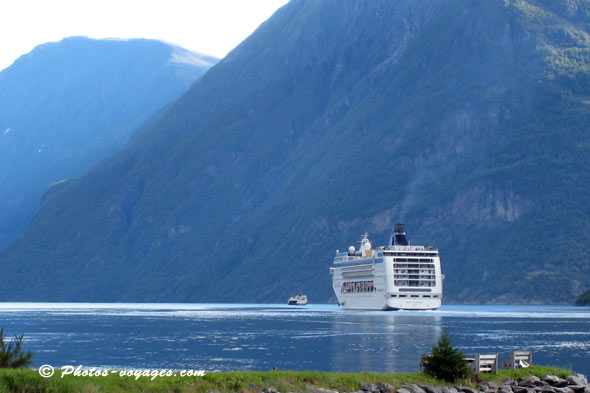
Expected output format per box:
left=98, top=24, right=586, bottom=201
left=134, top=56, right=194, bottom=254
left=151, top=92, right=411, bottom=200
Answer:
left=0, top=329, right=34, bottom=368
left=422, top=332, right=469, bottom=382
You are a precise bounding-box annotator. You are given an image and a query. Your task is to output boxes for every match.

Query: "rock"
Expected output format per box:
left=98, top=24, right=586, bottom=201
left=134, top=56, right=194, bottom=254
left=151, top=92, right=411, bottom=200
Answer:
left=305, top=386, right=339, bottom=393
left=554, top=388, right=575, bottom=393
left=359, top=383, right=379, bottom=393
left=505, top=381, right=518, bottom=387
left=567, top=375, right=588, bottom=387
left=378, top=383, right=395, bottom=393
left=498, top=384, right=513, bottom=393
left=397, top=388, right=413, bottom=393
left=455, top=386, right=477, bottom=393
left=419, top=385, right=439, bottom=393
left=250, top=383, right=262, bottom=393
left=568, top=387, right=590, bottom=393
left=264, top=388, right=279, bottom=393
left=401, top=385, right=426, bottom=393
left=520, top=380, right=539, bottom=388
left=437, top=387, right=459, bottom=393
left=545, top=376, right=565, bottom=386
left=513, top=386, right=530, bottom=393
left=540, top=386, right=556, bottom=393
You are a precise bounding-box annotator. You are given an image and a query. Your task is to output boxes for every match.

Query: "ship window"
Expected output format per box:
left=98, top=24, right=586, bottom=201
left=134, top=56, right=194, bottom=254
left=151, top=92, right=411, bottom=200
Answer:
left=391, top=294, right=397, bottom=297
left=399, top=295, right=407, bottom=298
left=341, top=280, right=377, bottom=294
left=411, top=295, right=419, bottom=298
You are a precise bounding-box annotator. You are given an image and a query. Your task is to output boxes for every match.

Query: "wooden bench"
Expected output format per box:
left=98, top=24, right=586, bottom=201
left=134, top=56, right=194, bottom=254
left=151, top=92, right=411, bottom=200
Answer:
left=502, top=350, right=532, bottom=370
left=468, top=354, right=498, bottom=373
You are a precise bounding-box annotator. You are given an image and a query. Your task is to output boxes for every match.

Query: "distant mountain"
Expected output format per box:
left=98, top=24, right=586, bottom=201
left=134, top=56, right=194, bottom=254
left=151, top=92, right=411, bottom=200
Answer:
left=0, top=37, right=217, bottom=248
left=0, top=1, right=588, bottom=304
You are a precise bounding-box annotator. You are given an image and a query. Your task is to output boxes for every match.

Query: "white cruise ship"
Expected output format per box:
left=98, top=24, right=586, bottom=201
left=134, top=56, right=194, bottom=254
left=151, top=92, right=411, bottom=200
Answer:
left=330, top=224, right=443, bottom=310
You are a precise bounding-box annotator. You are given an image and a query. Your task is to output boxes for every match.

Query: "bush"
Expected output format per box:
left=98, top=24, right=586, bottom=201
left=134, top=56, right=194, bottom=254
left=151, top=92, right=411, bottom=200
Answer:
left=422, top=333, right=469, bottom=382
left=0, top=329, right=34, bottom=368
left=575, top=290, right=590, bottom=306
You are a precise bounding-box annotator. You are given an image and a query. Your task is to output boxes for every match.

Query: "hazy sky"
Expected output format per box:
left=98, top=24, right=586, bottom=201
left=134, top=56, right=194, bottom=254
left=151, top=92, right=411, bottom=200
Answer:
left=1, top=0, right=289, bottom=71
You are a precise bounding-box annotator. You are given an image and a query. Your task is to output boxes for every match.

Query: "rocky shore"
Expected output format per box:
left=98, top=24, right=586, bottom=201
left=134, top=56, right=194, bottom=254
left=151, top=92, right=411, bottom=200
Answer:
left=258, top=373, right=590, bottom=393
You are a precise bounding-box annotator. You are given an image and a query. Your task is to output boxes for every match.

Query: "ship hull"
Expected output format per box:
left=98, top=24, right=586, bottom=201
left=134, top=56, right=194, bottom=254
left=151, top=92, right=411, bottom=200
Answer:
left=334, top=291, right=442, bottom=311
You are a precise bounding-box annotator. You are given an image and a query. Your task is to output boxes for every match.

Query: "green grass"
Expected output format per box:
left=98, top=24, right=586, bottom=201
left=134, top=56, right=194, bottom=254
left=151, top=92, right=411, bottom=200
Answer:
left=0, top=366, right=572, bottom=393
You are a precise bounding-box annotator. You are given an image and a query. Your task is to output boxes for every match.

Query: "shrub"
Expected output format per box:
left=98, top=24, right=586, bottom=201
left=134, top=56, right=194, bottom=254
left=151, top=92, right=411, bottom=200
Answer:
left=575, top=290, right=590, bottom=306
left=422, top=333, right=469, bottom=382
left=0, top=329, right=34, bottom=368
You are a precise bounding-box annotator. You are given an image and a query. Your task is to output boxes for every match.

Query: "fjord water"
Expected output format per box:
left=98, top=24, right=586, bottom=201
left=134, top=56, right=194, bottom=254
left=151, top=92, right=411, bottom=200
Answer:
left=0, top=304, right=588, bottom=374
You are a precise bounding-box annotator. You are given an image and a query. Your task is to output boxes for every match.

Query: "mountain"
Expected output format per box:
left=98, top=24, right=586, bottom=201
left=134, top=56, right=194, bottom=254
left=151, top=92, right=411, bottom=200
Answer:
left=0, top=0, right=588, bottom=304
left=0, top=37, right=217, bottom=248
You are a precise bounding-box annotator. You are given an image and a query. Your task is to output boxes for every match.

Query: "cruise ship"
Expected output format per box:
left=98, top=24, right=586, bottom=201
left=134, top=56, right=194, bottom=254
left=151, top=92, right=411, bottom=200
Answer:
left=330, top=224, right=443, bottom=310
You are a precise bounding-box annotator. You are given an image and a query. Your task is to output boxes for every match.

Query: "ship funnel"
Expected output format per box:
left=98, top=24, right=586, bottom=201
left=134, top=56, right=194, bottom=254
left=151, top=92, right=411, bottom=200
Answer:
left=391, top=223, right=409, bottom=246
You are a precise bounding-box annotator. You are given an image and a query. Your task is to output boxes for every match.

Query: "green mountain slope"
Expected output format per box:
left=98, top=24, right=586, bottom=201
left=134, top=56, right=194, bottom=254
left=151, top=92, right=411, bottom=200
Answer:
left=0, top=0, right=588, bottom=304
left=0, top=37, right=217, bottom=248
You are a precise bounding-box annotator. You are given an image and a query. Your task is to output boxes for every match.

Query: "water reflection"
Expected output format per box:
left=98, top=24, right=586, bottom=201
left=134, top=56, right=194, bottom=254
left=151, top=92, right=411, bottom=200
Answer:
left=331, top=313, right=442, bottom=372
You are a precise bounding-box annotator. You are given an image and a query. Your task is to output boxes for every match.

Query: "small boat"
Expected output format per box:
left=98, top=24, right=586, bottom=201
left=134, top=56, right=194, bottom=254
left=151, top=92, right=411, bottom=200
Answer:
left=288, top=293, right=308, bottom=305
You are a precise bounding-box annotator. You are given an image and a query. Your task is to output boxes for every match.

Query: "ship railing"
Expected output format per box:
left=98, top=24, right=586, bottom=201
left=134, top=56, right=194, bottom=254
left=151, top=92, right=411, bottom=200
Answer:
left=386, top=245, right=436, bottom=251
left=333, top=254, right=373, bottom=263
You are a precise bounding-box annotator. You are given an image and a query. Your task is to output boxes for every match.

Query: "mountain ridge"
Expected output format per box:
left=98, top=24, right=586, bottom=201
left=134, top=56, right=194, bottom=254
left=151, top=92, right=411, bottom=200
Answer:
left=0, top=36, right=217, bottom=248
left=0, top=0, right=588, bottom=304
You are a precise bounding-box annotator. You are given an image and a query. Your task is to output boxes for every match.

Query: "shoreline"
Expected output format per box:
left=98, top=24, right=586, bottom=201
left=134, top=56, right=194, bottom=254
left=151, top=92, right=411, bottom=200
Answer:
left=0, top=366, right=583, bottom=393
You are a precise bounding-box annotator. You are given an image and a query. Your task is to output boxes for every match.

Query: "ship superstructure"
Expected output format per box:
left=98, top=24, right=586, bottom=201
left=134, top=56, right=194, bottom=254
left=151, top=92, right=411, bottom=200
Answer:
left=330, top=224, right=443, bottom=310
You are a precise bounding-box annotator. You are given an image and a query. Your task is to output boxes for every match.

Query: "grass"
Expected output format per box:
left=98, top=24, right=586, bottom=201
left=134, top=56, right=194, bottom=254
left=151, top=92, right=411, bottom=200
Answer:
left=0, top=366, right=573, bottom=393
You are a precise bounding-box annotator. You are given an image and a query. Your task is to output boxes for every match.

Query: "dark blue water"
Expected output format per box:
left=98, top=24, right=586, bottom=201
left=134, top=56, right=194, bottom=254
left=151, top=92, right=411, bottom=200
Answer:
left=0, top=303, right=588, bottom=374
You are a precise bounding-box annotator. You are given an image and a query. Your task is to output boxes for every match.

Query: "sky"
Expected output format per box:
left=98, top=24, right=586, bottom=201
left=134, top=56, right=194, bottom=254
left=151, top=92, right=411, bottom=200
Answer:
left=0, top=0, right=289, bottom=71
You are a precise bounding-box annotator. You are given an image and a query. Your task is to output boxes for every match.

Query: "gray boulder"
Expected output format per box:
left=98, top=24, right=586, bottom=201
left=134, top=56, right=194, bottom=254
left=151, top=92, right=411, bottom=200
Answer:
left=545, top=376, right=565, bottom=387
left=554, top=387, right=575, bottom=393
left=401, top=385, right=426, bottom=393
left=377, top=383, right=395, bottom=393
left=568, top=387, right=590, bottom=393
left=359, top=383, right=379, bottom=393
left=437, top=387, right=459, bottom=393
left=539, top=386, right=557, bottom=393
left=420, top=385, right=439, bottom=393
left=521, top=379, right=545, bottom=388
left=455, top=386, right=478, bottom=393
left=567, top=375, right=588, bottom=387
left=397, top=389, right=413, bottom=393
left=498, top=385, right=513, bottom=393
left=512, top=386, right=530, bottom=393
